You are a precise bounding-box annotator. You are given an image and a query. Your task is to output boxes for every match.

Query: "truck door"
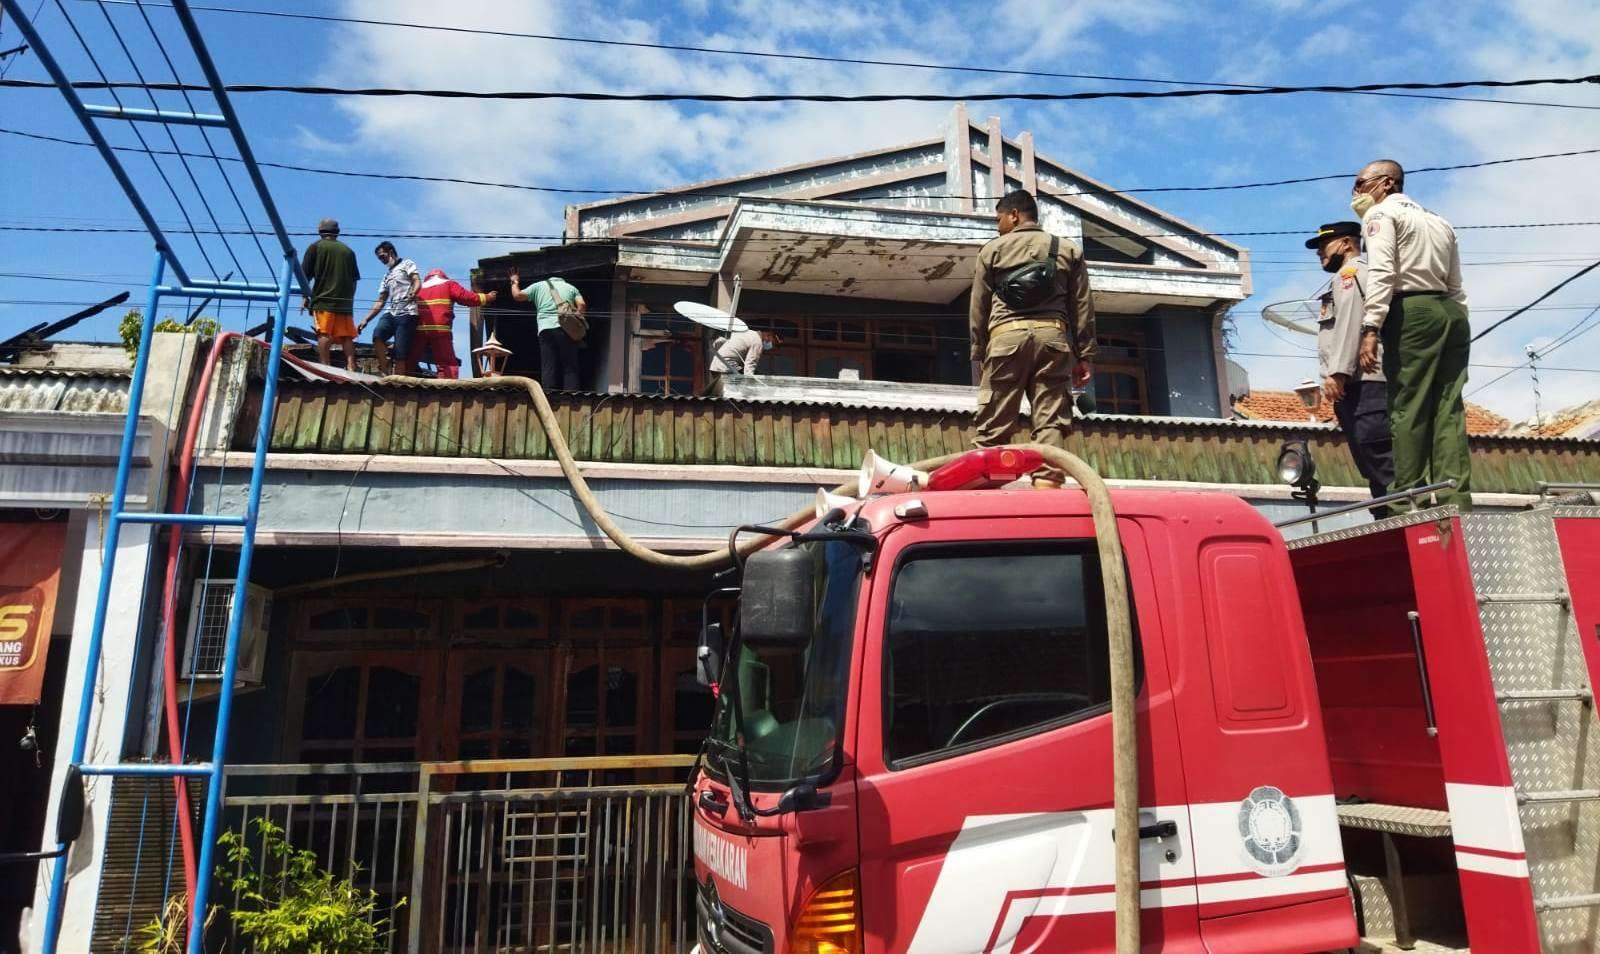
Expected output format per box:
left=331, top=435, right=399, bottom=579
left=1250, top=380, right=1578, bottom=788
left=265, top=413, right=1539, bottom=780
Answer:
left=853, top=516, right=1201, bottom=953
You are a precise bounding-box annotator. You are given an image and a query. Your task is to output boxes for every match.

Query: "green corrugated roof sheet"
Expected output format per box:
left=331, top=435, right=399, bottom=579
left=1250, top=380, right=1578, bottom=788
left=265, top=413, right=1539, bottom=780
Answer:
left=237, top=380, right=1600, bottom=495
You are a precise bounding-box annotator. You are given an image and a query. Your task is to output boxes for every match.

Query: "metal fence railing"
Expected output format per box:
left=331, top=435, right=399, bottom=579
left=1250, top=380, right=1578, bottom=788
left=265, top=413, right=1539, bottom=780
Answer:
left=218, top=755, right=698, bottom=954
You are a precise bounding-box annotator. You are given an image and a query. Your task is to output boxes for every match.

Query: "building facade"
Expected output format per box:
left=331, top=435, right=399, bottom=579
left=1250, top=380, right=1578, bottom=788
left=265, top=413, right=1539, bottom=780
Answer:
left=12, top=112, right=1600, bottom=953
left=471, top=106, right=1246, bottom=419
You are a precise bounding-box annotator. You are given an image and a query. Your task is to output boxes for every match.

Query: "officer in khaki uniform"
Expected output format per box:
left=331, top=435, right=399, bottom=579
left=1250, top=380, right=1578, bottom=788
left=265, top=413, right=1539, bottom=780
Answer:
left=969, top=191, right=1096, bottom=488
left=1306, top=221, right=1394, bottom=505
left=1351, top=159, right=1472, bottom=509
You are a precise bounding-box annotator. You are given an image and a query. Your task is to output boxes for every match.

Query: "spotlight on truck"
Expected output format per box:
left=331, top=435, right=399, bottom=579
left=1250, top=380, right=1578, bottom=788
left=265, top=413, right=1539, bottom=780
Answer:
left=1277, top=440, right=1321, bottom=515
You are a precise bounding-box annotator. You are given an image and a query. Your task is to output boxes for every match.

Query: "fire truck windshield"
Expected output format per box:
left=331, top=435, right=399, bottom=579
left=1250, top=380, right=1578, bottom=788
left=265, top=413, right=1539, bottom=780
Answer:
left=710, top=537, right=863, bottom=788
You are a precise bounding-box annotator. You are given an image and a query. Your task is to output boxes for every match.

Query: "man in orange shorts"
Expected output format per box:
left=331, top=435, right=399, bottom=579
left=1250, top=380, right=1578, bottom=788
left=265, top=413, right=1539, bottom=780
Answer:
left=299, top=217, right=360, bottom=370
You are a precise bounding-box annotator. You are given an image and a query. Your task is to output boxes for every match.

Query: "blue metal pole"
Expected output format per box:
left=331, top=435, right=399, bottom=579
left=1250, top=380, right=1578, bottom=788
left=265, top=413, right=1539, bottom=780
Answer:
left=38, top=251, right=167, bottom=954
left=155, top=285, right=285, bottom=303
left=0, top=0, right=190, bottom=288
left=185, top=254, right=293, bottom=954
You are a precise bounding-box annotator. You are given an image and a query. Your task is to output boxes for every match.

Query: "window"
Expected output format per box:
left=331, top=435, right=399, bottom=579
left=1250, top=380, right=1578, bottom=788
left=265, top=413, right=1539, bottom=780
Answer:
left=742, top=315, right=947, bottom=384
left=1093, top=333, right=1149, bottom=415
left=289, top=653, right=428, bottom=765
left=884, top=544, right=1117, bottom=766
left=637, top=310, right=708, bottom=395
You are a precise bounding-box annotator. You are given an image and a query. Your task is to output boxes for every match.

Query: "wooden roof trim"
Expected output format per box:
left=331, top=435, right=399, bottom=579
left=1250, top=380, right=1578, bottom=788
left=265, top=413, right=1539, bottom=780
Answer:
left=570, top=136, right=946, bottom=213
left=600, top=163, right=957, bottom=238
left=962, top=118, right=1247, bottom=257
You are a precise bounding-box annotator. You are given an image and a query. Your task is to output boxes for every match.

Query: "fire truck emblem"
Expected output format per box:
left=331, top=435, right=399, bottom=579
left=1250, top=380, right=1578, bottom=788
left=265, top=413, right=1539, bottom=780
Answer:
left=1237, top=785, right=1304, bottom=875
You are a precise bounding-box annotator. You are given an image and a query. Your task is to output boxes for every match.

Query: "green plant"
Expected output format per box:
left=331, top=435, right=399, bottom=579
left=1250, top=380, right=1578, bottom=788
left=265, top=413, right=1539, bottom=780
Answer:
left=132, top=893, right=217, bottom=954
left=217, top=817, right=397, bottom=954
left=119, top=309, right=222, bottom=357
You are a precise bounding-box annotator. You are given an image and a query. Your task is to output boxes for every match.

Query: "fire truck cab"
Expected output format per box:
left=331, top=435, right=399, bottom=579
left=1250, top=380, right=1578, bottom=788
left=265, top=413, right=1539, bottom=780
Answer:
left=689, top=450, right=1600, bottom=954
left=692, top=465, right=1354, bottom=953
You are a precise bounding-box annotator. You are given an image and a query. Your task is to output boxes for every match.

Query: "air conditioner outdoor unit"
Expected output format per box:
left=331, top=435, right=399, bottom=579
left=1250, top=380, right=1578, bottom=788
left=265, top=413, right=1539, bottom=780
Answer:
left=181, top=580, right=272, bottom=687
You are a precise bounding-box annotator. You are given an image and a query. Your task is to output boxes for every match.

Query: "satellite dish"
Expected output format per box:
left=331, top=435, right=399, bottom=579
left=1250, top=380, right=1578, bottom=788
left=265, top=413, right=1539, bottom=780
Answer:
left=1260, top=297, right=1323, bottom=337
left=674, top=301, right=749, bottom=333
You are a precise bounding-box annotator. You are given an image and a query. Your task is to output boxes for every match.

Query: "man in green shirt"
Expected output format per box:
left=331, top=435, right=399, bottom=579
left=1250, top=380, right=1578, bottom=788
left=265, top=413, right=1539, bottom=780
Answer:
left=299, top=217, right=361, bottom=370
left=508, top=270, right=586, bottom=391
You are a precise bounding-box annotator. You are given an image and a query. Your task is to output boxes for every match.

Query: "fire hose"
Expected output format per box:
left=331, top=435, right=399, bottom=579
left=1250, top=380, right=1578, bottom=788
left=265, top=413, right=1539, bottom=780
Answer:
left=160, top=351, right=1140, bottom=951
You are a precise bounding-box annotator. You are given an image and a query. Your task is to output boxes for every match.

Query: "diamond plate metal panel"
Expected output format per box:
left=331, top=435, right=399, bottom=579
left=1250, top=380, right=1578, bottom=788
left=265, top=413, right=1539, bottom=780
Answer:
left=1461, top=509, right=1600, bottom=947
left=1286, top=506, right=1459, bottom=550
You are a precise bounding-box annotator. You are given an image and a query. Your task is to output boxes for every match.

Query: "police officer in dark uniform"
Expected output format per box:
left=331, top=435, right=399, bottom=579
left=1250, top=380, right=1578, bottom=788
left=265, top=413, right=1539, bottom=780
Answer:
left=1306, top=221, right=1394, bottom=507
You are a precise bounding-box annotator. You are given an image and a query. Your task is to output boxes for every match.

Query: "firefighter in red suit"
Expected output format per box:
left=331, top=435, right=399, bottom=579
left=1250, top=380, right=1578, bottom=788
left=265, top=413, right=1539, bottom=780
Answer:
left=409, top=268, right=495, bottom=379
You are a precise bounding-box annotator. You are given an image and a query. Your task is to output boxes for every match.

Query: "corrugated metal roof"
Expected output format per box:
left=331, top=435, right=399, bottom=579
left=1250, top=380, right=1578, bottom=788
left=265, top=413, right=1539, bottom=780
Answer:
left=230, top=379, right=1600, bottom=495
left=0, top=367, right=131, bottom=412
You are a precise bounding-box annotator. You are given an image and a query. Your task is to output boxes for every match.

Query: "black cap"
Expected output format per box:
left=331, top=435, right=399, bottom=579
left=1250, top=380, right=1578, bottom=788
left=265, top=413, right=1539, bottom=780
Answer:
left=1304, top=221, right=1361, bottom=249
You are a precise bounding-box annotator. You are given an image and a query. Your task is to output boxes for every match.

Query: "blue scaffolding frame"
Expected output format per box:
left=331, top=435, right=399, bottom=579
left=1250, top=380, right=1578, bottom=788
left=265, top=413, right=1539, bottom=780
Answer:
left=0, top=2, right=304, bottom=951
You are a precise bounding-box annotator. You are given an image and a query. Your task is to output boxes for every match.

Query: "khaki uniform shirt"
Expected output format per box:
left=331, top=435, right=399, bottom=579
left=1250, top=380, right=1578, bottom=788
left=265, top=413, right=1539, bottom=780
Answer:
left=968, top=223, right=1096, bottom=363
left=1317, top=256, right=1385, bottom=382
left=710, top=329, right=763, bottom=374
left=1360, top=193, right=1467, bottom=329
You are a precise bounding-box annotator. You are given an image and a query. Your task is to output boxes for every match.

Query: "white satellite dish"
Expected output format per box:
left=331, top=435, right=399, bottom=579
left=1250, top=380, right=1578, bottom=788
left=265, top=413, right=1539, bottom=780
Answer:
left=1260, top=297, right=1323, bottom=337
left=674, top=301, right=749, bottom=333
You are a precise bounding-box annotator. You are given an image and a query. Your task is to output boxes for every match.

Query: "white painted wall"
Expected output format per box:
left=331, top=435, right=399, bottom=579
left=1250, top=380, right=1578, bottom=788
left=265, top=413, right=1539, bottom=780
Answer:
left=24, top=517, right=155, bottom=954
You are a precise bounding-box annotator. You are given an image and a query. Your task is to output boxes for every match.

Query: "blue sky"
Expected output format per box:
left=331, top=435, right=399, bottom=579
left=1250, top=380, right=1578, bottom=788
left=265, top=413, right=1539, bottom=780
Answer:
left=1, top=0, right=1596, bottom=421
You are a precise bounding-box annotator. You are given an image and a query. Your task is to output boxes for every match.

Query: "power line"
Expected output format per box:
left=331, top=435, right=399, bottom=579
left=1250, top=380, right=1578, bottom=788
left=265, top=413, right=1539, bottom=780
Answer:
left=90, top=0, right=1595, bottom=112
left=1466, top=304, right=1600, bottom=397
left=3, top=72, right=1597, bottom=104
left=1470, top=258, right=1600, bottom=342
left=4, top=123, right=1597, bottom=203
left=6, top=220, right=1600, bottom=242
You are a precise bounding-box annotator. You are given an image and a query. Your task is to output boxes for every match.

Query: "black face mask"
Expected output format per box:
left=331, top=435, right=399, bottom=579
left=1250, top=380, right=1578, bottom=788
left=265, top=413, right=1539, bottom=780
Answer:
left=1321, top=249, right=1346, bottom=273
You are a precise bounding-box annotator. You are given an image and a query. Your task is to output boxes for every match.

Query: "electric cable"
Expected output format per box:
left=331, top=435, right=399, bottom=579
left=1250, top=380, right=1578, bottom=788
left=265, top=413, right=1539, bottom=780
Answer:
left=88, top=0, right=246, bottom=280
left=48, top=0, right=222, bottom=277
left=125, top=0, right=277, bottom=278
left=1470, top=257, right=1600, bottom=342
left=86, top=0, right=1591, bottom=111
left=7, top=219, right=1600, bottom=241
left=1467, top=303, right=1600, bottom=397
left=5, top=123, right=1597, bottom=203
left=2, top=71, right=1597, bottom=104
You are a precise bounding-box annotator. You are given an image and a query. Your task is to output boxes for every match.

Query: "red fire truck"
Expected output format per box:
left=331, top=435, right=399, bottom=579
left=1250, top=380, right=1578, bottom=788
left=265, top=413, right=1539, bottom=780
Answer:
left=688, top=447, right=1600, bottom=953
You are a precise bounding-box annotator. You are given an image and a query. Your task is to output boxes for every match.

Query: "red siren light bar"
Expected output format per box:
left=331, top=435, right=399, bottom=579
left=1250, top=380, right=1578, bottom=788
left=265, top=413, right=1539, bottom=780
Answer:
left=925, top=448, right=1045, bottom=491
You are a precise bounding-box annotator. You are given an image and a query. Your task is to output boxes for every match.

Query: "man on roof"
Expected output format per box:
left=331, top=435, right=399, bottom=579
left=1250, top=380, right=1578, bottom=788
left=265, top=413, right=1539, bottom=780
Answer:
left=968, top=190, right=1096, bottom=489
left=299, top=217, right=360, bottom=371
left=1351, top=159, right=1472, bottom=510
left=410, top=268, right=494, bottom=380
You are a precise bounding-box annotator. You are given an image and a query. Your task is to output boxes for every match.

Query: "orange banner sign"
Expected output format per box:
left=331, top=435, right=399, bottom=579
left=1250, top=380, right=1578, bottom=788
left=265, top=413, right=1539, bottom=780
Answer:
left=0, top=520, right=68, bottom=705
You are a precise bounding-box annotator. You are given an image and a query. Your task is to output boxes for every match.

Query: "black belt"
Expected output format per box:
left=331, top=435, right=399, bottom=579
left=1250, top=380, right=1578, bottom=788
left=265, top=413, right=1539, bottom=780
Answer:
left=1392, top=290, right=1445, bottom=300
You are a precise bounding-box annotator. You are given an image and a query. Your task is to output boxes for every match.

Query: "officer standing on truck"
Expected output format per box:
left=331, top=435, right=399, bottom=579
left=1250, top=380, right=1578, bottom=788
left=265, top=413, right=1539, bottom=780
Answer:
left=969, top=191, right=1096, bottom=489
left=1351, top=159, right=1472, bottom=510
left=1306, top=221, right=1394, bottom=509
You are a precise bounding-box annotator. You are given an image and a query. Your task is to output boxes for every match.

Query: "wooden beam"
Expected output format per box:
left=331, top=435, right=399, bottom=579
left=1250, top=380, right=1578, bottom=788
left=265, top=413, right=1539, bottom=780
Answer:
left=601, top=162, right=947, bottom=237
left=946, top=103, right=974, bottom=212
left=1037, top=179, right=1216, bottom=268
left=1018, top=131, right=1037, bottom=195
left=986, top=116, right=1005, bottom=199
left=609, top=265, right=631, bottom=393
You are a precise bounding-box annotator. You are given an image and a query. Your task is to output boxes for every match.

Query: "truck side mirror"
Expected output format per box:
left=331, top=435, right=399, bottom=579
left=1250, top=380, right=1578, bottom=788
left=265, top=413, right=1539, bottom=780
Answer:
left=740, top=548, right=816, bottom=645
left=697, top=622, right=724, bottom=687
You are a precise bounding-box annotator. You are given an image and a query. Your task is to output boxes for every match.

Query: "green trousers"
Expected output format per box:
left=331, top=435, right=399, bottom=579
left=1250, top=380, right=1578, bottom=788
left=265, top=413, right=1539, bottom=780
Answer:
left=1380, top=294, right=1473, bottom=510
